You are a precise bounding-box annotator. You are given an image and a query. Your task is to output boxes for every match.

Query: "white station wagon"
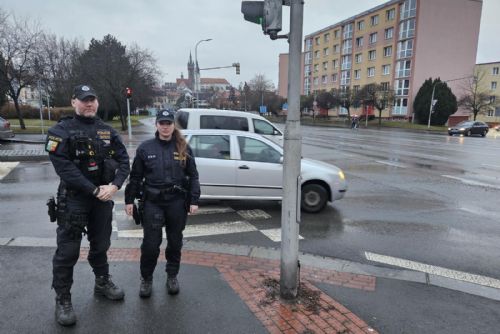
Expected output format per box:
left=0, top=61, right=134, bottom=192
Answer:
left=183, top=129, right=347, bottom=213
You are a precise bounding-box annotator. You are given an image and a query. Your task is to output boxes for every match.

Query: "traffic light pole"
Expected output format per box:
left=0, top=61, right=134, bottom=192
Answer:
left=126, top=97, right=132, bottom=142
left=280, top=0, right=303, bottom=300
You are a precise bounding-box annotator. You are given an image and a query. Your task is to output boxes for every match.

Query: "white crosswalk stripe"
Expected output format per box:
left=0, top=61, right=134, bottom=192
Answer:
left=0, top=162, right=19, bottom=180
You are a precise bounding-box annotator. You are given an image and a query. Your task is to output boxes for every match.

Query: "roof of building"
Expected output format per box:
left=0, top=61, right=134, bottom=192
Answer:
left=201, top=78, right=230, bottom=85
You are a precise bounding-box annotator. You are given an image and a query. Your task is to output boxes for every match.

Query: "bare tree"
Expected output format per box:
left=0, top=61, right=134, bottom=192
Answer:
left=38, top=33, right=84, bottom=107
left=459, top=69, right=498, bottom=121
left=0, top=11, right=43, bottom=129
left=331, top=87, right=362, bottom=121
left=360, top=83, right=395, bottom=126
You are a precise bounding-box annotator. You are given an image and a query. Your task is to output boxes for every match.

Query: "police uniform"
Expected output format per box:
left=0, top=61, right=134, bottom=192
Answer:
left=46, top=85, right=130, bottom=325
left=125, top=110, right=200, bottom=293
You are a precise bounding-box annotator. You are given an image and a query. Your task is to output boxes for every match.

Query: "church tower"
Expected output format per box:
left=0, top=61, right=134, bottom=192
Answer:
left=187, top=52, right=195, bottom=90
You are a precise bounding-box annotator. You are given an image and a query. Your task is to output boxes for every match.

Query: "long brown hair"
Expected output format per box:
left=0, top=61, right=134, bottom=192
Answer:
left=173, top=127, right=189, bottom=167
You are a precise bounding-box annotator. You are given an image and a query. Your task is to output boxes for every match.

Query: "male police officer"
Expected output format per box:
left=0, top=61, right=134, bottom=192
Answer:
left=45, top=84, right=130, bottom=326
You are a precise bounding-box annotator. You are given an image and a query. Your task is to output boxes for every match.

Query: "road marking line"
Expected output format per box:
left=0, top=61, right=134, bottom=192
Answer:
left=442, top=175, right=500, bottom=190
left=375, top=160, right=407, bottom=168
left=481, top=163, right=500, bottom=170
left=237, top=209, right=271, bottom=220
left=192, top=206, right=235, bottom=215
left=118, top=221, right=257, bottom=239
left=260, top=228, right=304, bottom=242
left=365, top=251, right=500, bottom=289
left=0, top=162, right=19, bottom=180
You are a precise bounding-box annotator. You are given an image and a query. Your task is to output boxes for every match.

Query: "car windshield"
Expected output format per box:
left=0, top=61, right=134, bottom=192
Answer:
left=456, top=121, right=473, bottom=127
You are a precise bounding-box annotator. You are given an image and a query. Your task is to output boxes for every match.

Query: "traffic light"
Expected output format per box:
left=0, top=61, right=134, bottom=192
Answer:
left=241, top=0, right=282, bottom=40
left=126, top=87, right=132, bottom=99
left=233, top=62, right=240, bottom=75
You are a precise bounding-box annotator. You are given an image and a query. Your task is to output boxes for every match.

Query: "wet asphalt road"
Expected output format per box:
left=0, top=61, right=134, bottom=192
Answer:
left=2, top=123, right=500, bottom=283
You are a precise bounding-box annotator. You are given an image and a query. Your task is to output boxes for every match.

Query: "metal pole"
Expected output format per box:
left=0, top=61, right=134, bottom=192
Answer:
left=280, top=0, right=303, bottom=300
left=38, top=79, right=44, bottom=136
left=427, top=83, right=436, bottom=129
left=195, top=38, right=212, bottom=108
left=47, top=94, right=51, bottom=122
left=127, top=97, right=132, bottom=141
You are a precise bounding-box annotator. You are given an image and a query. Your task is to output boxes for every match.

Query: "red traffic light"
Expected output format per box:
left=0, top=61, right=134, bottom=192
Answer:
left=126, top=87, right=132, bottom=99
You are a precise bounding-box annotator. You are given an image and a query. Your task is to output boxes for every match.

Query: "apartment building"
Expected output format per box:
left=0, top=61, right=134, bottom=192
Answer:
left=295, top=0, right=483, bottom=120
left=474, top=61, right=500, bottom=122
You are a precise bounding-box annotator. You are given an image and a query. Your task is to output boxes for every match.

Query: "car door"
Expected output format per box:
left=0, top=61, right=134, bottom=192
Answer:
left=188, top=134, right=237, bottom=198
left=235, top=135, right=283, bottom=199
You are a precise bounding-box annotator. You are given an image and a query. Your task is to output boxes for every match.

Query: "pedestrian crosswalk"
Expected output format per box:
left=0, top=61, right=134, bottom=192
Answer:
left=112, top=194, right=303, bottom=242
left=0, top=162, right=19, bottom=181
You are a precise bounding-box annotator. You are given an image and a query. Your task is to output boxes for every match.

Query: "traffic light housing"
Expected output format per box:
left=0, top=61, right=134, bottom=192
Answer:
left=241, top=0, right=282, bottom=40
left=126, top=87, right=132, bottom=99
left=233, top=63, right=240, bottom=75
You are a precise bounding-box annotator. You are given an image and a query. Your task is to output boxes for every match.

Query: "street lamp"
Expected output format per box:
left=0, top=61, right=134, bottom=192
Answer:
left=194, top=38, right=212, bottom=108
left=427, top=76, right=475, bottom=129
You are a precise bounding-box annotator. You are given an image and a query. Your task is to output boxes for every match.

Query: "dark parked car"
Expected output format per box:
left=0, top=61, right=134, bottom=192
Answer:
left=448, top=121, right=489, bottom=137
left=0, top=116, right=15, bottom=139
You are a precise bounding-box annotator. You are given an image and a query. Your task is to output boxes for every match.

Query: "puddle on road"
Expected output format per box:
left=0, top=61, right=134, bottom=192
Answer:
left=343, top=219, right=447, bottom=235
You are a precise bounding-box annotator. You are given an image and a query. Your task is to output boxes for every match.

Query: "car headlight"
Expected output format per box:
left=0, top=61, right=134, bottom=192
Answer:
left=338, top=170, right=345, bottom=180
left=447, top=128, right=451, bottom=131
left=459, top=128, right=465, bottom=131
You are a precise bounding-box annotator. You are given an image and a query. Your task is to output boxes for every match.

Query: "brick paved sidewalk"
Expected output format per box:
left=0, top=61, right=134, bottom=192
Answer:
left=80, top=248, right=378, bottom=334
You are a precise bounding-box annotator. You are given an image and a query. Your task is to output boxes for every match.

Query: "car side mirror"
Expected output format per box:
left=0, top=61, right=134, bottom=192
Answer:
left=280, top=156, right=284, bottom=164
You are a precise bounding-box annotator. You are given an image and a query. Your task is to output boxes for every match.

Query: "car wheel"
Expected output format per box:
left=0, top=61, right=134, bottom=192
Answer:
left=448, top=132, right=452, bottom=136
left=481, top=130, right=487, bottom=137
left=466, top=130, right=471, bottom=137
left=301, top=184, right=328, bottom=213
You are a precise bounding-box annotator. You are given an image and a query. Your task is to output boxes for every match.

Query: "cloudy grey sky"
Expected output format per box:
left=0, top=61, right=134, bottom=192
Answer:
left=2, top=0, right=498, bottom=88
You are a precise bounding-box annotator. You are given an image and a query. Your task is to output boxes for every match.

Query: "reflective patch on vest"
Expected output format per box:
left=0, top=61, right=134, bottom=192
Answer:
left=147, top=154, right=157, bottom=159
left=173, top=152, right=185, bottom=161
left=97, top=130, right=111, bottom=140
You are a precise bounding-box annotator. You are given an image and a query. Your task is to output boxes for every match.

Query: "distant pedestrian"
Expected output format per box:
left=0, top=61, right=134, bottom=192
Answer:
left=124, top=109, right=200, bottom=298
left=45, top=84, right=130, bottom=326
left=351, top=115, right=359, bottom=129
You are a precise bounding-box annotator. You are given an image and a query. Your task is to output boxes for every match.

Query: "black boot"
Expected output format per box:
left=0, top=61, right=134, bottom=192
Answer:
left=139, top=277, right=153, bottom=298
left=55, top=293, right=76, bottom=326
left=166, top=276, right=179, bottom=295
left=94, top=275, right=125, bottom=300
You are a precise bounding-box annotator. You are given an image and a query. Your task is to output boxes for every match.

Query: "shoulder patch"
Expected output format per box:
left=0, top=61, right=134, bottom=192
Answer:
left=45, top=136, right=62, bottom=152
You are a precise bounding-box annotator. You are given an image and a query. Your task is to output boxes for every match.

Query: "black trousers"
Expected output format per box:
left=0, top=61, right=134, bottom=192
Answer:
left=140, top=196, right=187, bottom=279
left=52, top=195, right=113, bottom=294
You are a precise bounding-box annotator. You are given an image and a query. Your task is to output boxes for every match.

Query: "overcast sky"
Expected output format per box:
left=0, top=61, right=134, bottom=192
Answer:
left=2, top=0, right=498, bottom=88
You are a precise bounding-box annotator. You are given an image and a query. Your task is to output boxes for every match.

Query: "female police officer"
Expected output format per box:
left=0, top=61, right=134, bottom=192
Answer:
left=125, top=109, right=200, bottom=298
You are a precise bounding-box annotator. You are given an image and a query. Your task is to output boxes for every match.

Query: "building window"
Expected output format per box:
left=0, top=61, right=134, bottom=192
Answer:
left=323, top=48, right=329, bottom=56
left=324, top=33, right=330, bottom=43
left=315, top=37, right=320, bottom=45
left=305, top=39, right=313, bottom=51
left=383, top=46, right=392, bottom=57
left=356, top=37, right=364, bottom=47
left=332, top=73, right=338, bottom=82
left=323, top=62, right=328, bottom=70
left=333, top=44, right=340, bottom=53
left=357, top=20, right=365, bottom=31
left=368, top=50, right=376, bottom=60
left=322, top=75, right=328, bottom=84
left=487, top=110, right=494, bottom=117
left=314, top=64, right=319, bottom=72
left=396, top=60, right=411, bottom=77
left=367, top=67, right=375, bottom=77
left=370, top=15, right=379, bottom=26
left=304, top=78, right=310, bottom=95
left=490, top=96, right=496, bottom=104
left=401, top=0, right=417, bottom=20
left=493, top=67, right=499, bottom=75
left=385, top=27, right=394, bottom=39
left=353, top=85, right=360, bottom=92
left=313, top=77, right=319, bottom=86
left=341, top=55, right=352, bottom=70
left=334, top=30, right=340, bottom=39
left=382, top=65, right=390, bottom=75
left=399, top=19, right=415, bottom=40
left=381, top=82, right=390, bottom=90
left=304, top=65, right=311, bottom=77
left=342, top=39, right=352, bottom=54
left=340, top=70, right=351, bottom=85
left=355, top=53, right=362, bottom=63
left=395, top=79, right=410, bottom=95
left=333, top=59, right=339, bottom=68
left=369, top=33, right=377, bottom=45
left=343, top=23, right=353, bottom=39
left=492, top=82, right=497, bottom=89
left=386, top=8, right=396, bottom=21
left=397, top=39, right=413, bottom=58
left=314, top=50, right=320, bottom=59
left=354, top=69, right=361, bottom=80
left=393, top=98, right=408, bottom=115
